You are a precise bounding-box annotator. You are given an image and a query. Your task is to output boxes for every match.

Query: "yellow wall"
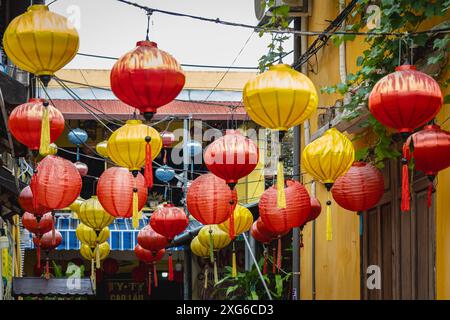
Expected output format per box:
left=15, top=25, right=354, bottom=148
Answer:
left=300, top=2, right=449, bottom=300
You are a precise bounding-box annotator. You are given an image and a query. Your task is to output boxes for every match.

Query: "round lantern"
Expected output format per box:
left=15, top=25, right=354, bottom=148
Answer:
left=97, top=167, right=147, bottom=218
left=155, top=165, right=176, bottom=183
left=256, top=217, right=279, bottom=239
left=369, top=65, right=443, bottom=134
left=75, top=223, right=110, bottom=248
left=190, top=236, right=209, bottom=258
left=95, top=140, right=108, bottom=158
left=33, top=155, right=82, bottom=209
left=243, top=64, right=318, bottom=131
left=41, top=143, right=58, bottom=157
left=218, top=204, right=253, bottom=236
left=302, top=128, right=354, bottom=241
left=3, top=4, right=79, bottom=85
left=150, top=204, right=189, bottom=240
left=8, top=98, right=64, bottom=152
left=68, top=128, right=88, bottom=145
left=404, top=124, right=450, bottom=208
left=22, top=212, right=53, bottom=236
left=186, top=140, right=202, bottom=157
left=137, top=225, right=169, bottom=253
left=77, top=196, right=114, bottom=231
left=305, top=198, right=322, bottom=224
left=103, top=258, right=119, bottom=275
left=259, top=180, right=311, bottom=234
left=161, top=131, right=176, bottom=148
left=250, top=221, right=274, bottom=244
left=33, top=230, right=62, bottom=251
left=74, top=161, right=88, bottom=177
left=18, top=186, right=49, bottom=216
left=134, top=245, right=165, bottom=264
left=187, top=174, right=237, bottom=225
left=197, top=225, right=231, bottom=252
left=80, top=242, right=110, bottom=262
left=110, top=40, right=185, bottom=121
left=332, top=162, right=384, bottom=212
left=69, top=197, right=84, bottom=219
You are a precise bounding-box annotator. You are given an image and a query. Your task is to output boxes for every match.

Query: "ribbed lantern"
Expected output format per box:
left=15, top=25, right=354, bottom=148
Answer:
left=250, top=220, right=274, bottom=244
left=33, top=230, right=62, bottom=279
left=305, top=198, right=322, bottom=224
left=97, top=167, right=147, bottom=218
left=134, top=245, right=165, bottom=295
left=110, top=40, right=185, bottom=121
left=150, top=204, right=188, bottom=240
left=218, top=204, right=253, bottom=236
left=18, top=186, right=49, bottom=217
left=33, top=155, right=82, bottom=210
left=76, top=223, right=110, bottom=248
left=137, top=225, right=169, bottom=253
left=77, top=196, right=114, bottom=232
left=155, top=165, right=175, bottom=183
left=3, top=4, right=79, bottom=85
left=22, top=212, right=53, bottom=236
left=404, top=125, right=450, bottom=208
left=259, top=180, right=311, bottom=234
left=80, top=242, right=110, bottom=262
left=332, top=162, right=384, bottom=212
left=160, top=131, right=175, bottom=164
left=187, top=174, right=237, bottom=226
left=8, top=99, right=64, bottom=153
left=369, top=65, right=442, bottom=134
left=302, top=128, right=354, bottom=241
left=190, top=236, right=209, bottom=258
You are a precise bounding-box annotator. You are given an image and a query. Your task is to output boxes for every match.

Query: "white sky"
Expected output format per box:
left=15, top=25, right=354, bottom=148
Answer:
left=50, top=0, right=294, bottom=71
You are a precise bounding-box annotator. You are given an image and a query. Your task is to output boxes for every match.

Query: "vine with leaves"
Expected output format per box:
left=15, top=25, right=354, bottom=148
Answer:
left=322, top=0, right=449, bottom=166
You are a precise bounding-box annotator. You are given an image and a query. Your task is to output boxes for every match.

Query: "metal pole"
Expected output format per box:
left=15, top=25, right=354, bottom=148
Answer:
left=182, top=118, right=191, bottom=300
left=242, top=233, right=272, bottom=300
left=291, top=17, right=302, bottom=301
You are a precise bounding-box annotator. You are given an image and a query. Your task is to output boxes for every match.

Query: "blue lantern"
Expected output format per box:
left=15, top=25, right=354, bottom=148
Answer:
left=186, top=140, right=202, bottom=157
left=155, top=165, right=175, bottom=183
left=68, top=128, right=88, bottom=161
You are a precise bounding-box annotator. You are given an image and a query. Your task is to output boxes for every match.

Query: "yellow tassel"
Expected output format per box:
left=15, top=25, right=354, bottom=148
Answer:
left=39, top=103, right=51, bottom=156
left=213, top=258, right=219, bottom=284
left=326, top=202, right=332, bottom=241
left=231, top=251, right=237, bottom=278
left=91, top=258, right=96, bottom=293
left=277, top=161, right=286, bottom=208
left=95, top=243, right=100, bottom=269
left=204, top=265, right=209, bottom=289
left=132, top=190, right=139, bottom=229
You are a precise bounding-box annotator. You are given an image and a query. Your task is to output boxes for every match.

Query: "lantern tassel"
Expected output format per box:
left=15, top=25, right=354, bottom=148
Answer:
left=91, top=259, right=95, bottom=288
left=204, top=265, right=209, bottom=289
left=51, top=213, right=56, bottom=245
left=45, top=257, right=50, bottom=280
left=153, top=263, right=158, bottom=287
left=213, top=257, right=219, bottom=284
left=427, top=183, right=433, bottom=208
left=163, top=149, right=168, bottom=165
left=132, top=188, right=139, bottom=229
left=36, top=239, right=41, bottom=269
left=272, top=247, right=276, bottom=274
left=95, top=243, right=100, bottom=269
left=401, top=145, right=411, bottom=212
left=326, top=200, right=332, bottom=241
left=231, top=243, right=237, bottom=278
left=277, top=237, right=282, bottom=272
left=148, top=270, right=152, bottom=296
left=229, top=200, right=235, bottom=240
left=145, top=138, right=153, bottom=189
left=168, top=253, right=174, bottom=281
left=39, top=102, right=51, bottom=156
left=277, top=160, right=286, bottom=208
left=209, top=228, right=214, bottom=263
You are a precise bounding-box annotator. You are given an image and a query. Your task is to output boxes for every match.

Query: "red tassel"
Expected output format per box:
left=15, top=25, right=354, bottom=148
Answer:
left=401, top=144, right=410, bottom=212
left=45, top=257, right=49, bottom=280
left=30, top=174, right=39, bottom=212
left=163, top=149, right=168, bottom=165
left=153, top=263, right=158, bottom=287
left=427, top=183, right=433, bottom=208
left=277, top=237, right=282, bottom=272
left=51, top=213, right=56, bottom=245
left=229, top=200, right=235, bottom=240
left=168, top=253, right=174, bottom=281
left=37, top=240, right=41, bottom=269
left=145, top=139, right=153, bottom=189
left=148, top=270, right=152, bottom=296
left=272, top=247, right=276, bottom=274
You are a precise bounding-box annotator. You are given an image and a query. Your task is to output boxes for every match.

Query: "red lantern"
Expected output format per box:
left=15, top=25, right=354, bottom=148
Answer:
left=110, top=41, right=185, bottom=121
left=33, top=230, right=62, bottom=250
left=102, top=258, right=119, bottom=275
left=33, top=155, right=82, bottom=209
left=259, top=180, right=311, bottom=234
left=250, top=220, right=273, bottom=244
left=134, top=245, right=165, bottom=295
left=187, top=173, right=237, bottom=225
left=305, top=198, right=322, bottom=223
left=22, top=212, right=53, bottom=236
left=331, top=162, right=384, bottom=212
left=18, top=186, right=49, bottom=216
left=161, top=131, right=175, bottom=148
left=369, top=65, right=442, bottom=134
left=150, top=204, right=188, bottom=241
left=137, top=225, right=169, bottom=252
left=405, top=125, right=450, bottom=207
left=97, top=167, right=147, bottom=218
left=8, top=98, right=64, bottom=151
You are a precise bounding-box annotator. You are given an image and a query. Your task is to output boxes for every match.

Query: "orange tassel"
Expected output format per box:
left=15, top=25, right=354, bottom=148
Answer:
left=277, top=237, right=282, bottom=272
left=45, top=257, right=50, bottom=280
left=168, top=253, right=174, bottom=281
left=145, top=138, right=153, bottom=188
left=401, top=144, right=411, bottom=212
left=153, top=263, right=158, bottom=287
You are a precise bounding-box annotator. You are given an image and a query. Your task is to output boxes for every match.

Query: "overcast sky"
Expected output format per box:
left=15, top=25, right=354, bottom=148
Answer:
left=50, top=0, right=294, bottom=71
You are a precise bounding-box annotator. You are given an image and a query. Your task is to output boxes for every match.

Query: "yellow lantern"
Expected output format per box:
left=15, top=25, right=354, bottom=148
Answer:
left=190, top=236, right=209, bottom=258
left=3, top=4, right=79, bottom=86
left=80, top=242, right=110, bottom=276
left=78, top=196, right=114, bottom=232
left=69, top=197, right=84, bottom=218
left=218, top=205, right=253, bottom=236
left=243, top=64, right=318, bottom=208
left=76, top=223, right=110, bottom=248
left=39, top=143, right=58, bottom=157
left=302, top=128, right=355, bottom=241
left=96, top=140, right=109, bottom=158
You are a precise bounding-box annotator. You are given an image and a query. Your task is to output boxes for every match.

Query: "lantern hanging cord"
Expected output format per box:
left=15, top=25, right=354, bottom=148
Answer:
left=145, top=10, right=153, bottom=41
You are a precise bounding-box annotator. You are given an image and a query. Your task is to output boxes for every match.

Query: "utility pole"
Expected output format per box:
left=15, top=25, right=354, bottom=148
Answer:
left=182, top=117, right=192, bottom=300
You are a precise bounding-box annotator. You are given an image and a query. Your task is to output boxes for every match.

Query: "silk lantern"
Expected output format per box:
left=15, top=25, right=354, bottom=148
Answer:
left=187, top=174, right=238, bottom=226
left=23, top=212, right=53, bottom=268
left=190, top=236, right=211, bottom=288
left=68, top=128, right=88, bottom=161
left=8, top=98, right=64, bottom=155
left=332, top=162, right=384, bottom=212
left=33, top=155, right=82, bottom=209
left=403, top=125, right=450, bottom=209
left=96, top=140, right=108, bottom=158
left=33, top=230, right=62, bottom=279
left=74, top=161, right=88, bottom=177
left=250, top=221, right=274, bottom=275
left=80, top=242, right=110, bottom=262
left=161, top=131, right=175, bottom=164
left=3, top=4, right=79, bottom=86
left=218, top=204, right=253, bottom=236
left=110, top=40, right=185, bottom=121
left=77, top=196, right=114, bottom=231
left=204, top=130, right=259, bottom=239
left=155, top=165, right=175, bottom=183
left=69, top=197, right=84, bottom=219
left=305, top=198, right=322, bottom=224
left=76, top=223, right=110, bottom=269
left=18, top=186, right=49, bottom=216
left=302, top=128, right=354, bottom=241
left=134, top=245, right=165, bottom=295
left=137, top=225, right=169, bottom=253
left=97, top=167, right=147, bottom=218
left=186, top=140, right=203, bottom=157
left=369, top=65, right=442, bottom=135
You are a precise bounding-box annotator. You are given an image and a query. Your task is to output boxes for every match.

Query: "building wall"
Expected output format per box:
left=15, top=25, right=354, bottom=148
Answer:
left=299, top=1, right=449, bottom=300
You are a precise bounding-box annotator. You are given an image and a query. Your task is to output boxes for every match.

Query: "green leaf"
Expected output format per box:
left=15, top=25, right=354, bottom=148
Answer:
left=250, top=290, right=259, bottom=300
left=355, top=147, right=370, bottom=161
left=226, top=285, right=239, bottom=296
left=444, top=94, right=450, bottom=104
left=356, top=56, right=364, bottom=67
left=275, top=274, right=283, bottom=297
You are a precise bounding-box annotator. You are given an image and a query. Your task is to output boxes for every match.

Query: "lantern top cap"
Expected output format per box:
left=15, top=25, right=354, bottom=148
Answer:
left=268, top=64, right=292, bottom=71
left=136, top=40, right=158, bottom=48
left=125, top=119, right=143, bottom=125
left=395, top=65, right=416, bottom=72
left=27, top=4, right=49, bottom=12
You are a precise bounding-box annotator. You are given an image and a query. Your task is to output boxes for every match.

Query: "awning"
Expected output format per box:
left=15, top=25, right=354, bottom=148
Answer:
left=12, top=277, right=94, bottom=296
left=50, top=99, right=247, bottom=120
